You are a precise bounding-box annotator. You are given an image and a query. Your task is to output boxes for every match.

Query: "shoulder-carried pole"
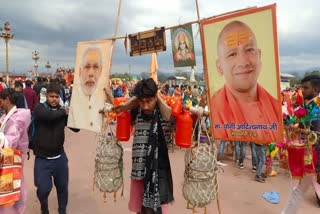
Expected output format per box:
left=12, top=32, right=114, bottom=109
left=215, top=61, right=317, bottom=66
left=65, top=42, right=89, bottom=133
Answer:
left=109, top=0, right=123, bottom=76
left=195, top=1, right=222, bottom=213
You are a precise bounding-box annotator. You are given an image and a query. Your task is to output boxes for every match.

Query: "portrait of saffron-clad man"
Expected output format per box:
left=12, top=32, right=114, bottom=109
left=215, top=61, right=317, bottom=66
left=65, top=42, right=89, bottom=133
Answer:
left=68, top=40, right=113, bottom=133
left=202, top=6, right=283, bottom=142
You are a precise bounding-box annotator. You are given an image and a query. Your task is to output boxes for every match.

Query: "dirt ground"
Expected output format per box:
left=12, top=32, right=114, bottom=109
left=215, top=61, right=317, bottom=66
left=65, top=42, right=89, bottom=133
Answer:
left=23, top=129, right=319, bottom=214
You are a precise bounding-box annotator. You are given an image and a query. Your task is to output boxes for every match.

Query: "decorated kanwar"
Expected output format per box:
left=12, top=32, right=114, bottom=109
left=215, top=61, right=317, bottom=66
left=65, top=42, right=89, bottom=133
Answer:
left=2, top=1, right=320, bottom=214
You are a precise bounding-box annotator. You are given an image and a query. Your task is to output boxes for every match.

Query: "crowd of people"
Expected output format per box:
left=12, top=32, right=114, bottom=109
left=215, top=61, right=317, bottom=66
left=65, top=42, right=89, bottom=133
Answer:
left=216, top=76, right=320, bottom=214
left=0, top=69, right=320, bottom=214
left=0, top=72, right=208, bottom=214
left=0, top=73, right=75, bottom=214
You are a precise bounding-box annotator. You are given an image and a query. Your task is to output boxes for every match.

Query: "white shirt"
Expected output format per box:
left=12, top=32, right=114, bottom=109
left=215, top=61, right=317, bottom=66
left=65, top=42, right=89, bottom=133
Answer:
left=68, top=91, right=105, bottom=133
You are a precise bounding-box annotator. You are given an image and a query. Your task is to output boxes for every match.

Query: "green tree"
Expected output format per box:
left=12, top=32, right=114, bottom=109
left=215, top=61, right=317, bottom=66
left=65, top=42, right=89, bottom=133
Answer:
left=195, top=73, right=204, bottom=81
left=304, top=70, right=320, bottom=77
left=290, top=77, right=302, bottom=87
left=157, top=72, right=167, bottom=83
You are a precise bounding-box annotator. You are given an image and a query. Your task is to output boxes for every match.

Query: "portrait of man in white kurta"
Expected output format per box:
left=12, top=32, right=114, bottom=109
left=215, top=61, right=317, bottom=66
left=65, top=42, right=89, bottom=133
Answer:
left=68, top=40, right=113, bottom=133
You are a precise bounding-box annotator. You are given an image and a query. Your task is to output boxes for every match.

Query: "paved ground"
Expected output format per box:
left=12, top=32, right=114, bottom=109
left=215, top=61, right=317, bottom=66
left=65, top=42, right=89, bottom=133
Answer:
left=24, top=129, right=319, bottom=214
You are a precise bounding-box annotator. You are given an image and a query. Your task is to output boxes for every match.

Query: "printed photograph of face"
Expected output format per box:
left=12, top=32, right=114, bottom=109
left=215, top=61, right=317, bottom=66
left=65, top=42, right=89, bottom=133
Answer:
left=79, top=47, right=103, bottom=96
left=202, top=5, right=283, bottom=142
left=68, top=40, right=112, bottom=133
left=216, top=21, right=262, bottom=94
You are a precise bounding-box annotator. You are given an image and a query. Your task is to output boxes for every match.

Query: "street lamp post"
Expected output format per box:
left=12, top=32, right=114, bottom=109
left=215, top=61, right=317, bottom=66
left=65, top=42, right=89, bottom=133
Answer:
left=32, top=50, right=40, bottom=77
left=0, top=22, right=14, bottom=86
left=45, top=61, right=51, bottom=73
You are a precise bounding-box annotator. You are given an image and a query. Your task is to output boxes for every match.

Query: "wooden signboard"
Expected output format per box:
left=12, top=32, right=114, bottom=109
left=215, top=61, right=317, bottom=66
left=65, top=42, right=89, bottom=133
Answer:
left=129, top=27, right=166, bottom=56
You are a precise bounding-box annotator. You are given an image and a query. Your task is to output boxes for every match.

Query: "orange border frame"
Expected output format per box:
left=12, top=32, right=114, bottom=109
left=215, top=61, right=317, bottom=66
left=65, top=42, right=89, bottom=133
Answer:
left=200, top=3, right=284, bottom=142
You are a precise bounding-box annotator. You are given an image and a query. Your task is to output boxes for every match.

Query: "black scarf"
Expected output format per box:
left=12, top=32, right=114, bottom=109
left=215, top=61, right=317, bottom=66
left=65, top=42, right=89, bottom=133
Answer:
left=142, top=107, right=162, bottom=213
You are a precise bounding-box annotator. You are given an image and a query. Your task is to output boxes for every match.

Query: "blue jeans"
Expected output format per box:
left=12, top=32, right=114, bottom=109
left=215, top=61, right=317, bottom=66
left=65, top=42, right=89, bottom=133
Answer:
left=234, top=141, right=246, bottom=163
left=34, top=152, right=69, bottom=214
left=219, top=141, right=226, bottom=157
left=250, top=142, right=257, bottom=168
left=252, top=143, right=267, bottom=177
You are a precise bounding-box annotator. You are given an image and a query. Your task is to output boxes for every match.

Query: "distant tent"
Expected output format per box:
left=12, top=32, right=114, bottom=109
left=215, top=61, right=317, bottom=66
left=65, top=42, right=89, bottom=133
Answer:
left=281, top=73, right=295, bottom=78
left=190, top=68, right=196, bottom=82
left=280, top=73, right=295, bottom=90
left=167, top=76, right=186, bottom=86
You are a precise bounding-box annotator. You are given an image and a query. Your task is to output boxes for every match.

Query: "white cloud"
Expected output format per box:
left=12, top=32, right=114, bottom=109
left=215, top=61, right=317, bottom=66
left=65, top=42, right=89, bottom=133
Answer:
left=0, top=0, right=319, bottom=75
left=280, top=53, right=320, bottom=72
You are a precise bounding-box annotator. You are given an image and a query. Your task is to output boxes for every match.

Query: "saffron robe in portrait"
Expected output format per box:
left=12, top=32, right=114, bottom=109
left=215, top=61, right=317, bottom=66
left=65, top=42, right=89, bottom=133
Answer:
left=210, top=84, right=281, bottom=142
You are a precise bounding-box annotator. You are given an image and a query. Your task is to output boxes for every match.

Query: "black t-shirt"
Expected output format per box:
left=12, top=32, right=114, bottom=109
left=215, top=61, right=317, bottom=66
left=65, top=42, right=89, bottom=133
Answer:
left=15, top=92, right=27, bottom=109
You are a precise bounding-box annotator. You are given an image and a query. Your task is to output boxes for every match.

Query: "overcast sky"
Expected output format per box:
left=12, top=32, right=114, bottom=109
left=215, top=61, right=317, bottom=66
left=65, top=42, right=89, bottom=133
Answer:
left=0, top=0, right=319, bottom=75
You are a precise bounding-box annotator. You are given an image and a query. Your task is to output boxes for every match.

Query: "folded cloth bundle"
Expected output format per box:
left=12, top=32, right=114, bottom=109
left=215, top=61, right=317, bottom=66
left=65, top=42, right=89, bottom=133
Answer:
left=262, top=191, right=280, bottom=204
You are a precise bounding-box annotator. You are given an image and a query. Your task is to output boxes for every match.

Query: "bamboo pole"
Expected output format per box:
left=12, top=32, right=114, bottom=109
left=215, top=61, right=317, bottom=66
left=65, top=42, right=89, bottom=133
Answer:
left=100, top=6, right=257, bottom=41
left=195, top=1, right=226, bottom=213
left=109, top=0, right=123, bottom=76
left=195, top=0, right=201, bottom=22
left=113, top=0, right=123, bottom=39
left=216, top=192, right=222, bottom=214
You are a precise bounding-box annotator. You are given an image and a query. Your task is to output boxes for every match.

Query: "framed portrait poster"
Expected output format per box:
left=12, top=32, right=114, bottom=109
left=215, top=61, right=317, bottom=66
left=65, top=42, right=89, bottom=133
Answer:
left=68, top=39, right=113, bottom=133
left=201, top=4, right=283, bottom=142
left=171, top=25, right=196, bottom=67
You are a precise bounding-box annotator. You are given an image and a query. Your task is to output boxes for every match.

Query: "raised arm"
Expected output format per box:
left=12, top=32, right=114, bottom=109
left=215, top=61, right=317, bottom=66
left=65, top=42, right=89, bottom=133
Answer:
left=156, top=94, right=172, bottom=121
left=112, top=96, right=139, bottom=113
left=34, top=104, right=66, bottom=122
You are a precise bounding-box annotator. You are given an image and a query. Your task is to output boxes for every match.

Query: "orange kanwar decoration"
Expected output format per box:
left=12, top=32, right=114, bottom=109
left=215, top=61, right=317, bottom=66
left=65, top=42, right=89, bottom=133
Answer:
left=171, top=97, right=183, bottom=117
left=64, top=73, right=74, bottom=87
left=114, top=97, right=128, bottom=106
left=159, top=94, right=183, bottom=117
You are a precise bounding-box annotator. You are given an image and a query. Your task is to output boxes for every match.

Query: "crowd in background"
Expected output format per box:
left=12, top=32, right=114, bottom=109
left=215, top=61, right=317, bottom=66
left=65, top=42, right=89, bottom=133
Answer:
left=0, top=70, right=301, bottom=186
left=1, top=67, right=318, bottom=212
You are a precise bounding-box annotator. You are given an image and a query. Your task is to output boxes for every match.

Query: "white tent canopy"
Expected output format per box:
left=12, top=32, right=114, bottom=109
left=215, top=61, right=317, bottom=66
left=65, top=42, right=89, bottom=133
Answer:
left=167, top=76, right=186, bottom=86
left=281, top=73, right=295, bottom=78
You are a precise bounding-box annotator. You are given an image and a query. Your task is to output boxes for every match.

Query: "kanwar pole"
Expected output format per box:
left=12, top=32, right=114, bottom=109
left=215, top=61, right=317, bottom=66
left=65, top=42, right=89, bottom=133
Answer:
left=109, top=0, right=123, bottom=76
left=195, top=0, right=222, bottom=213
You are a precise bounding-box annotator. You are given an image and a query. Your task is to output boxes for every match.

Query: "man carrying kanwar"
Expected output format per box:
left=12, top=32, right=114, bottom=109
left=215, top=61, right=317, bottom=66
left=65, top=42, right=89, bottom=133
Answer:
left=113, top=78, right=174, bottom=214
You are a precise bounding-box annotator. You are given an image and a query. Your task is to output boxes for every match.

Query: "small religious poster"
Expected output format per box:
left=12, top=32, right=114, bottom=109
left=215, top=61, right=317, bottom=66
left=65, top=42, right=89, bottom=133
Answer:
left=171, top=25, right=196, bottom=67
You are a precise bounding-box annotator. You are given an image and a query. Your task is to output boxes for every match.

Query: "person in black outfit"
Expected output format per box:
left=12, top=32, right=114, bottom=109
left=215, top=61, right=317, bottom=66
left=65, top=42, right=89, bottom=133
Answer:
left=34, top=77, right=44, bottom=97
left=33, top=83, right=79, bottom=214
left=14, top=80, right=27, bottom=108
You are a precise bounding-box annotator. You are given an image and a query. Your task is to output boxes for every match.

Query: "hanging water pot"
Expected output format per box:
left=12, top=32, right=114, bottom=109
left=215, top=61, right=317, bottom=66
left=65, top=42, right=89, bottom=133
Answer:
left=116, top=111, right=131, bottom=141
left=175, top=110, right=193, bottom=148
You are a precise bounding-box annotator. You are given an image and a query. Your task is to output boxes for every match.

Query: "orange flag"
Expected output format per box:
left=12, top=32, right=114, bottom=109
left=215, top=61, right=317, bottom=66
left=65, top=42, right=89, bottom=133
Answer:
left=150, top=53, right=158, bottom=83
